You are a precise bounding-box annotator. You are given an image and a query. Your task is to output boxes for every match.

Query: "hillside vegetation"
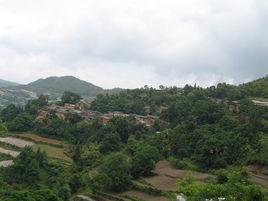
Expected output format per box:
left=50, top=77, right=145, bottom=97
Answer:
left=18, top=76, right=103, bottom=99
left=0, top=79, right=19, bottom=88
left=0, top=76, right=268, bottom=200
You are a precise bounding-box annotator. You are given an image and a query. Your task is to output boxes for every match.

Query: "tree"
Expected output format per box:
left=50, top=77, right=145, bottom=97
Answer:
left=99, top=133, right=122, bottom=154
left=74, top=143, right=101, bottom=167
left=61, top=91, right=82, bottom=105
left=177, top=170, right=265, bottom=201
left=130, top=144, right=160, bottom=178
left=33, top=189, right=63, bottom=201
left=95, top=152, right=132, bottom=192
left=0, top=104, right=22, bottom=122
left=6, top=113, right=34, bottom=132
left=6, top=147, right=46, bottom=184
left=0, top=122, right=7, bottom=135
left=25, top=95, right=48, bottom=115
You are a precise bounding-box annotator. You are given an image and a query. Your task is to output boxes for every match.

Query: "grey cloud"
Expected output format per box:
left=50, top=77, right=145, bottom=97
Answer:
left=0, top=0, right=267, bottom=88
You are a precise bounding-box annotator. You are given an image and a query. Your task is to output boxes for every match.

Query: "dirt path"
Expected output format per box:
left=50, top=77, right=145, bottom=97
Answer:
left=0, top=147, right=20, bottom=157
left=0, top=137, right=34, bottom=148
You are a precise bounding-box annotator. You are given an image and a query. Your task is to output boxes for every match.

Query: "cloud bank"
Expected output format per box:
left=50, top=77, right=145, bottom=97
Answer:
left=0, top=0, right=267, bottom=88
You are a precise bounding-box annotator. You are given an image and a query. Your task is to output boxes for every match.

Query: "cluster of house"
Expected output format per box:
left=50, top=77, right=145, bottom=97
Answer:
left=36, top=101, right=157, bottom=127
left=99, top=111, right=157, bottom=127
left=212, top=98, right=240, bottom=113
left=213, top=98, right=268, bottom=113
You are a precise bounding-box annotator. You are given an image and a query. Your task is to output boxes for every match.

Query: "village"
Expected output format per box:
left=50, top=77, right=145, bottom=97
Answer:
left=36, top=100, right=158, bottom=127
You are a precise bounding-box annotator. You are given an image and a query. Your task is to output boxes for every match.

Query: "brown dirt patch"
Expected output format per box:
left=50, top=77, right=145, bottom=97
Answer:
left=145, top=160, right=210, bottom=191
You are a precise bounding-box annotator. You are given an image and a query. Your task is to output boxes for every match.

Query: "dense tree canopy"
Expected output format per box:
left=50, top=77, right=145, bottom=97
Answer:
left=0, top=78, right=268, bottom=199
left=61, top=91, right=82, bottom=105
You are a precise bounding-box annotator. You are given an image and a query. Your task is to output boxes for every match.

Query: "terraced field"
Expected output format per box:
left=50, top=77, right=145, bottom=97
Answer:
left=0, top=137, right=34, bottom=148
left=0, top=134, right=72, bottom=167
left=0, top=160, right=13, bottom=167
left=0, top=147, right=19, bottom=157
left=15, top=133, right=63, bottom=146
left=145, top=160, right=210, bottom=190
left=32, top=144, right=72, bottom=162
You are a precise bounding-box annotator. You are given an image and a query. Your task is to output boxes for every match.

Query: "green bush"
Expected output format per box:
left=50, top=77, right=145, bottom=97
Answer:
left=0, top=122, right=7, bottom=135
left=170, top=158, right=199, bottom=171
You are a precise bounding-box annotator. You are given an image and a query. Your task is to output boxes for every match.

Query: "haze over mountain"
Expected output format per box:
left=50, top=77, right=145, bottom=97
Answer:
left=0, top=79, right=19, bottom=88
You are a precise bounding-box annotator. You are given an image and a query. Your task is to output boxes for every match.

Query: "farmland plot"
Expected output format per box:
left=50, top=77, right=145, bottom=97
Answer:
left=145, top=160, right=210, bottom=191
left=32, top=144, right=72, bottom=162
left=16, top=133, right=63, bottom=146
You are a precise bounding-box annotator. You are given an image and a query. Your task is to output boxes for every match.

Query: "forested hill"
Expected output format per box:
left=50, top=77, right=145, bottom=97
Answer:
left=0, top=76, right=104, bottom=108
left=207, top=76, right=268, bottom=100
left=239, top=76, right=268, bottom=98
left=1, top=76, right=268, bottom=200
left=18, top=76, right=103, bottom=98
left=90, top=76, right=268, bottom=115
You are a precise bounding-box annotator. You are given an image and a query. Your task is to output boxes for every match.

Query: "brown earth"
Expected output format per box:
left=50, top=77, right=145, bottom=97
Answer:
left=145, top=160, right=210, bottom=191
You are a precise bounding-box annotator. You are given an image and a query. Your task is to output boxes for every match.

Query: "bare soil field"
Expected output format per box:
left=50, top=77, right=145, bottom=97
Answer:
left=120, top=190, right=169, bottom=201
left=0, top=147, right=20, bottom=157
left=0, top=137, right=34, bottom=148
left=32, top=144, right=72, bottom=162
left=145, top=160, right=210, bottom=191
left=16, top=133, right=63, bottom=146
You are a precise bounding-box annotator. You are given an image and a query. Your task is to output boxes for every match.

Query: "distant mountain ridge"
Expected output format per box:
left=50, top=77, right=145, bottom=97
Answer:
left=1, top=75, right=268, bottom=108
left=0, top=79, right=19, bottom=87
left=0, top=76, right=103, bottom=108
left=19, top=76, right=103, bottom=99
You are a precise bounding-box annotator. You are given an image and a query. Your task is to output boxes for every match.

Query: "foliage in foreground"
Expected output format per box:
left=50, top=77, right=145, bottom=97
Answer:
left=177, top=170, right=266, bottom=201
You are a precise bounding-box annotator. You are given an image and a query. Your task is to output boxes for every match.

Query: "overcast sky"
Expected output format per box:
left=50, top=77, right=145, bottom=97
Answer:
left=0, top=0, right=267, bottom=88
